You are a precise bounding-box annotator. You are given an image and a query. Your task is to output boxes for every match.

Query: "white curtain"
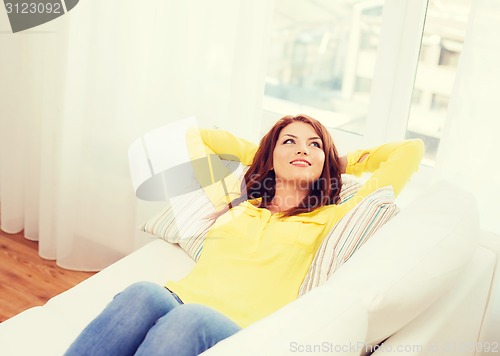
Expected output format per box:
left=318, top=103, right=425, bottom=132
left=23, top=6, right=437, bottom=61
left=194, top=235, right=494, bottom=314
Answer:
left=434, top=0, right=500, bottom=235
left=0, top=0, right=273, bottom=270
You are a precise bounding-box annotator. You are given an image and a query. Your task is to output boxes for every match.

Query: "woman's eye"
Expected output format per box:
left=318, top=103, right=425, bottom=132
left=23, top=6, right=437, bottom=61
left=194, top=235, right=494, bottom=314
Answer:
left=283, top=138, right=295, bottom=144
left=310, top=142, right=321, bottom=148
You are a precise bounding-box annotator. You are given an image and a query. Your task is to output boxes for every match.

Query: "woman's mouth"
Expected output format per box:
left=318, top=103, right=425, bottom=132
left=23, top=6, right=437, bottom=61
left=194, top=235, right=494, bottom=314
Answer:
left=290, top=159, right=311, bottom=166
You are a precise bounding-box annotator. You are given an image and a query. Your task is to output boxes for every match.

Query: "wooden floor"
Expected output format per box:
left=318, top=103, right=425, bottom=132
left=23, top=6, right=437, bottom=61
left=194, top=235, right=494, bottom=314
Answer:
left=0, top=231, right=96, bottom=322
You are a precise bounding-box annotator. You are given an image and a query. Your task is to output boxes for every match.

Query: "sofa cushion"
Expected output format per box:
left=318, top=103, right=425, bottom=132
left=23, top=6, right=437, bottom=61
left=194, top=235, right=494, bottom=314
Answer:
left=374, top=246, right=496, bottom=355
left=299, top=186, right=398, bottom=295
left=325, top=181, right=479, bottom=345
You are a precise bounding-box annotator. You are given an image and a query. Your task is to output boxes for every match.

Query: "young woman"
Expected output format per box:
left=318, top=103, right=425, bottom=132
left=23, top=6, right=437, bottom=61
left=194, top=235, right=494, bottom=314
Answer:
left=65, top=115, right=424, bottom=356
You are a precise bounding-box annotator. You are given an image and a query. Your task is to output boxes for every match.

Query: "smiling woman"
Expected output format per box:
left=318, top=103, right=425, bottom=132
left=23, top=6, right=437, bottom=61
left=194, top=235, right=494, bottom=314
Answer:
left=65, top=114, right=424, bottom=356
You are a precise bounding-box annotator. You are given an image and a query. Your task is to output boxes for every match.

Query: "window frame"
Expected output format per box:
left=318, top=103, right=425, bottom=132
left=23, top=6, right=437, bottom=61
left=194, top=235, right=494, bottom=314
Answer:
left=365, top=0, right=428, bottom=145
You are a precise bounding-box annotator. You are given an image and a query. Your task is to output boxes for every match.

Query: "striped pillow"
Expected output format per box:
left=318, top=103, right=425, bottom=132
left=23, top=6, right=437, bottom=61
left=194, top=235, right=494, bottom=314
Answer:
left=141, top=173, right=361, bottom=261
left=139, top=188, right=216, bottom=261
left=298, top=186, right=398, bottom=296
left=337, top=175, right=361, bottom=203
left=140, top=160, right=246, bottom=261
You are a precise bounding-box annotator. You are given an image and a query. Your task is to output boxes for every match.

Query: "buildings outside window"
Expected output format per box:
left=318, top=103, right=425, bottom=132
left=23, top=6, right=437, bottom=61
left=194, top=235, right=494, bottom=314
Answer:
left=263, top=0, right=472, bottom=165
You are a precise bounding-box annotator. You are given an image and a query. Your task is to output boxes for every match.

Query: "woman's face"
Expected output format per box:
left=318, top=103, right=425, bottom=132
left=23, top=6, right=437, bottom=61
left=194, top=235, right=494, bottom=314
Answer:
left=272, top=122, right=325, bottom=186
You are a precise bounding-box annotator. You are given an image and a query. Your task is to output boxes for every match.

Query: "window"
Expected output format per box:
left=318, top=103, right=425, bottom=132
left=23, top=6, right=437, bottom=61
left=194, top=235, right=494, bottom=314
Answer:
left=263, top=0, right=472, bottom=167
left=263, top=0, right=386, bottom=136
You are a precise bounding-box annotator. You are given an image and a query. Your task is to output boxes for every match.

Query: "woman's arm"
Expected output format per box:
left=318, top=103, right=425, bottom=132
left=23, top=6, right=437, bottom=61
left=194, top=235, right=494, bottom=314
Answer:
left=199, top=129, right=258, bottom=166
left=342, top=139, right=424, bottom=207
left=184, top=128, right=258, bottom=210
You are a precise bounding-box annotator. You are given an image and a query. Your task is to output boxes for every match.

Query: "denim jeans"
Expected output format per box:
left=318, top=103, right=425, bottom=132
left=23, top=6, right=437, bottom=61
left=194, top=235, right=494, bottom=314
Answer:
left=65, top=281, right=241, bottom=356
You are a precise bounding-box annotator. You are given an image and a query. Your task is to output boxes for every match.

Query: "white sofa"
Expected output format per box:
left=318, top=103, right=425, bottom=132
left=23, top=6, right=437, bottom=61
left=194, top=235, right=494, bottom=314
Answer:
left=0, top=181, right=498, bottom=356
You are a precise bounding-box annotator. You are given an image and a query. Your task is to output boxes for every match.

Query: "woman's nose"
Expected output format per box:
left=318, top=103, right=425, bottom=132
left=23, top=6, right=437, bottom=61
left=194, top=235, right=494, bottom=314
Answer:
left=296, top=145, right=309, bottom=155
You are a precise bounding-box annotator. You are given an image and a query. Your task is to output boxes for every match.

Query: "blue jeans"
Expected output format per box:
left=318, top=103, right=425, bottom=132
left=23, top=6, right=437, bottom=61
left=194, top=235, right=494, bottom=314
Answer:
left=65, top=282, right=241, bottom=356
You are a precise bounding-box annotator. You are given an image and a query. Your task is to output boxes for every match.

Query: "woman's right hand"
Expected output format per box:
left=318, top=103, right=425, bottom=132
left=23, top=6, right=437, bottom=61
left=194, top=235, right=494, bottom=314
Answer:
left=339, top=155, right=348, bottom=174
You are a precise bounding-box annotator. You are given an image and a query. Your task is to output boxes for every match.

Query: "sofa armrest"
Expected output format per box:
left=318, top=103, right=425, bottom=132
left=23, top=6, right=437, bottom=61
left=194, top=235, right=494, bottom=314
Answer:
left=201, top=286, right=367, bottom=356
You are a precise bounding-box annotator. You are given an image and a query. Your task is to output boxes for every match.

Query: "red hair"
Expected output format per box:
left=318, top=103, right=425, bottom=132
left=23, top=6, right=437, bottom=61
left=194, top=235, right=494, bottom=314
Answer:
left=216, top=114, right=342, bottom=218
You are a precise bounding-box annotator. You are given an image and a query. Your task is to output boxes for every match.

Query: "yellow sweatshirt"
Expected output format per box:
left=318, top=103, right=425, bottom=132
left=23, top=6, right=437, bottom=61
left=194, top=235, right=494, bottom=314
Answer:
left=166, top=129, right=424, bottom=327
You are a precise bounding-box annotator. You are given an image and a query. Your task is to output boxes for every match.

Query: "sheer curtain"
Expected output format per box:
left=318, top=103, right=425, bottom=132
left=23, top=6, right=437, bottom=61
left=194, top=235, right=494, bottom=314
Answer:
left=434, top=0, right=500, bottom=235
left=0, top=0, right=273, bottom=270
